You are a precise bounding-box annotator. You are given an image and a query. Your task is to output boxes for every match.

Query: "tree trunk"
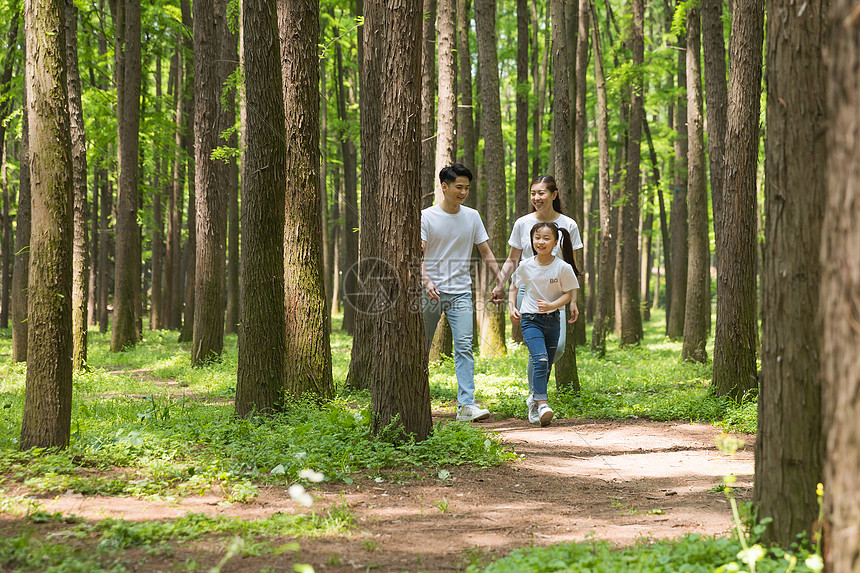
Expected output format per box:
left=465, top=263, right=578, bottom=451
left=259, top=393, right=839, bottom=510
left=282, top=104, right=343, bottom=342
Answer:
left=644, top=117, right=670, bottom=316
left=585, top=175, right=597, bottom=322
left=682, top=5, right=708, bottom=362
left=335, top=25, right=359, bottom=335
left=702, top=0, right=727, bottom=274
left=65, top=0, right=89, bottom=368
left=822, top=3, right=860, bottom=568
left=223, top=4, right=239, bottom=336
left=511, top=0, right=529, bottom=345
left=712, top=0, right=762, bottom=397
left=319, top=45, right=331, bottom=319
left=178, top=0, right=195, bottom=344
left=420, top=0, right=436, bottom=209
left=474, top=0, right=506, bottom=357
left=457, top=0, right=475, bottom=179
left=11, top=54, right=30, bottom=362
left=366, top=0, right=431, bottom=441
left=573, top=0, right=588, bottom=342
left=20, top=0, right=74, bottom=449
left=620, top=0, right=643, bottom=346
left=236, top=0, right=286, bottom=417
left=166, top=46, right=184, bottom=331
left=550, top=0, right=578, bottom=389
left=278, top=0, right=333, bottom=399
left=98, top=165, right=112, bottom=333
left=667, top=34, right=688, bottom=340
left=0, top=18, right=19, bottom=330
left=530, top=0, right=549, bottom=179
left=151, top=54, right=164, bottom=330
left=755, top=0, right=826, bottom=547
left=111, top=0, right=141, bottom=352
left=191, top=0, right=227, bottom=363
left=590, top=1, right=612, bottom=357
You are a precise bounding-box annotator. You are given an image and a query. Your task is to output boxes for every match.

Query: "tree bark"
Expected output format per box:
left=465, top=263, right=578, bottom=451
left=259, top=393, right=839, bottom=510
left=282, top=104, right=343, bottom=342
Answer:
left=166, top=46, right=184, bottom=331
left=178, top=0, right=195, bottom=344
left=530, top=0, right=549, bottom=179
left=682, top=5, right=708, bottom=362
left=11, top=49, right=30, bottom=362
left=151, top=54, right=164, bottom=330
left=756, top=0, right=826, bottom=547
left=667, top=30, right=688, bottom=340
left=586, top=175, right=597, bottom=322
left=702, top=0, right=727, bottom=272
left=236, top=0, right=286, bottom=417
left=278, top=0, right=333, bottom=399
left=474, top=0, right=506, bottom=357
left=620, top=0, right=644, bottom=346
left=457, top=0, right=475, bottom=180
left=65, top=0, right=88, bottom=369
left=712, top=0, right=762, bottom=397
left=0, top=18, right=19, bottom=330
left=98, top=164, right=112, bottom=333
left=223, top=3, right=239, bottom=336
left=511, top=0, right=529, bottom=345
left=572, top=0, right=588, bottom=342
left=319, top=43, right=330, bottom=318
left=366, top=0, right=431, bottom=441
left=192, top=0, right=227, bottom=363
left=111, top=0, right=141, bottom=352
left=20, top=0, right=74, bottom=449
left=590, top=1, right=612, bottom=357
left=420, top=0, right=436, bottom=208
left=822, top=4, right=860, bottom=569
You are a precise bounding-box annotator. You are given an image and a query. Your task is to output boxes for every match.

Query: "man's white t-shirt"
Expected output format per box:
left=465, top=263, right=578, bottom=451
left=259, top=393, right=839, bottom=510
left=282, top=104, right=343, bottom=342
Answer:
left=511, top=256, right=579, bottom=314
left=421, top=205, right=490, bottom=294
left=508, top=212, right=583, bottom=259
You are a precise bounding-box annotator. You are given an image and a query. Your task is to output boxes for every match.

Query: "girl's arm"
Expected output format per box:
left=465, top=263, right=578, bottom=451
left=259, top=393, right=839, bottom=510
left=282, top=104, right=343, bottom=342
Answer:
left=536, top=290, right=572, bottom=313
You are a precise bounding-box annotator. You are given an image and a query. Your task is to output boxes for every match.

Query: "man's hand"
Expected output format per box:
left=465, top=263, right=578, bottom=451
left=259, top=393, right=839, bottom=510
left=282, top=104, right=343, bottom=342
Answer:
left=491, top=284, right=505, bottom=303
left=424, top=281, right=441, bottom=302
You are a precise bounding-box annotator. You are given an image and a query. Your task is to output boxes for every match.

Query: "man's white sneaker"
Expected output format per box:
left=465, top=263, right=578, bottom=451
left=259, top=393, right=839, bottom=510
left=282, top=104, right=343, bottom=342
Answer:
left=526, top=395, right=540, bottom=425
left=456, top=404, right=491, bottom=422
left=537, top=403, right=554, bottom=427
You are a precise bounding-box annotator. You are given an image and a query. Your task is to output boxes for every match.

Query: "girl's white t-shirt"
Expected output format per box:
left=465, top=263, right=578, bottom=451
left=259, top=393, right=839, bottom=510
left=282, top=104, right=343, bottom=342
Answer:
left=508, top=212, right=583, bottom=259
left=511, top=256, right=579, bottom=314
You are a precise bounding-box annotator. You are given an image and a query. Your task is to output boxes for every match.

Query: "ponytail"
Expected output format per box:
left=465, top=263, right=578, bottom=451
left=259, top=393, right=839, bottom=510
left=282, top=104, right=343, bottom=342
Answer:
left=558, top=228, right=581, bottom=277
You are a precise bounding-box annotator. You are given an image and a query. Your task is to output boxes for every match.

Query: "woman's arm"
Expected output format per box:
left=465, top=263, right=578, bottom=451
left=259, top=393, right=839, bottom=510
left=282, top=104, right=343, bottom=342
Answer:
left=492, top=246, right=523, bottom=302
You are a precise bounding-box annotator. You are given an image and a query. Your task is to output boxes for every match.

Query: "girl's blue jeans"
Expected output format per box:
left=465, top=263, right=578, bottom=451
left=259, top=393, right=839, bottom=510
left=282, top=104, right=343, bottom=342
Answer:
left=517, top=285, right=565, bottom=394
left=519, top=311, right=561, bottom=401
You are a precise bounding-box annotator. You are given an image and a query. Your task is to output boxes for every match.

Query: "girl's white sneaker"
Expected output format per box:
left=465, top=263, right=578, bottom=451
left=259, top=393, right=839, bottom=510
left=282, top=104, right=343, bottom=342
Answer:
left=537, top=403, right=554, bottom=427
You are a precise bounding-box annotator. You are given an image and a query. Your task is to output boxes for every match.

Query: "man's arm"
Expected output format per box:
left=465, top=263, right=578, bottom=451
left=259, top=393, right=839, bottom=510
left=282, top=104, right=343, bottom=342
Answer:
left=421, top=240, right=440, bottom=301
left=476, top=241, right=505, bottom=302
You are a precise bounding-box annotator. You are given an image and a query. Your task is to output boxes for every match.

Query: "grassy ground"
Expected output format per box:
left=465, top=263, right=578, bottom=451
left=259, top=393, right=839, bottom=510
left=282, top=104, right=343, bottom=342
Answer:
left=0, top=310, right=772, bottom=572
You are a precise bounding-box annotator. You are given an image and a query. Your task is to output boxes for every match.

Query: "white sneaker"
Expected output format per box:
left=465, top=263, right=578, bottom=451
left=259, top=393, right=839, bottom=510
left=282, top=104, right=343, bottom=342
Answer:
left=537, top=403, right=554, bottom=427
left=456, top=404, right=491, bottom=422
left=526, top=395, right=540, bottom=424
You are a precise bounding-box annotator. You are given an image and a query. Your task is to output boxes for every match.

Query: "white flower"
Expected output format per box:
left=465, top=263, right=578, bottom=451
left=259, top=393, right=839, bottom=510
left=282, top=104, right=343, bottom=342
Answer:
left=299, top=469, right=324, bottom=483
left=288, top=484, right=313, bottom=507
left=805, top=555, right=824, bottom=572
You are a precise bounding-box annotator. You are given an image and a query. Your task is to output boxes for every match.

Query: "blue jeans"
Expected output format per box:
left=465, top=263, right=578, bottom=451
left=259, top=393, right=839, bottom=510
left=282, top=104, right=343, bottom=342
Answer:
left=517, top=285, right=566, bottom=392
left=423, top=291, right=475, bottom=406
left=520, top=311, right=561, bottom=401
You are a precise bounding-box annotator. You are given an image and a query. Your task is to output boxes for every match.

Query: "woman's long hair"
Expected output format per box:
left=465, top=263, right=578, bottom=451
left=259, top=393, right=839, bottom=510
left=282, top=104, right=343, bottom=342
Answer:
left=530, top=221, right=581, bottom=276
left=529, top=175, right=563, bottom=214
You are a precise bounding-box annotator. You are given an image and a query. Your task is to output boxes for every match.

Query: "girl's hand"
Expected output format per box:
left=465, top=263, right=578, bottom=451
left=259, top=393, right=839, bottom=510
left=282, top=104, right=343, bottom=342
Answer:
left=568, top=305, right=579, bottom=323
left=536, top=299, right=554, bottom=313
left=510, top=307, right=521, bottom=322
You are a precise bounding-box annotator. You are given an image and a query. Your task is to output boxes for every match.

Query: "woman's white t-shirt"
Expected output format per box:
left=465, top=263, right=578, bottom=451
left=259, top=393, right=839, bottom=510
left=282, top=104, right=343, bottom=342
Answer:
left=511, top=256, right=579, bottom=314
left=508, top=212, right=583, bottom=259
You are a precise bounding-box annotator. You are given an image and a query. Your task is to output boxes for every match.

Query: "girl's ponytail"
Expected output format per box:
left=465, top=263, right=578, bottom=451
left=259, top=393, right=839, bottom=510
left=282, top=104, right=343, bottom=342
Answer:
left=558, top=228, right=581, bottom=277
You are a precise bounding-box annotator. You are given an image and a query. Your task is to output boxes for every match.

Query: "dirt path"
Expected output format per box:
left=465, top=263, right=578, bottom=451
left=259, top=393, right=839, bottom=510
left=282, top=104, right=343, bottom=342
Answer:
left=25, top=414, right=753, bottom=572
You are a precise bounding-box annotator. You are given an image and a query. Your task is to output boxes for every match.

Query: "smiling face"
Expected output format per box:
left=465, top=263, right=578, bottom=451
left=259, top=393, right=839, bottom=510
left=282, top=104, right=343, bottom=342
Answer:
left=440, top=176, right=471, bottom=207
left=531, top=225, right=558, bottom=257
left=530, top=182, right=558, bottom=214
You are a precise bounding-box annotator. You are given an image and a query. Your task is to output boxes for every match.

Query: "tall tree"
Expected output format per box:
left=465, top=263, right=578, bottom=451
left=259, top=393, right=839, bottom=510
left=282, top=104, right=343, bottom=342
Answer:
left=236, top=0, right=286, bottom=417
left=278, top=0, right=333, bottom=398
left=66, top=0, right=89, bottom=369
left=151, top=53, right=165, bottom=330
left=224, top=8, right=239, bottom=336
left=713, top=0, right=763, bottom=397
left=550, top=0, right=578, bottom=389
left=756, top=0, right=827, bottom=546
left=822, top=3, right=860, bottom=568
left=474, top=0, right=506, bottom=357
left=702, top=0, right=727, bottom=269
left=457, top=0, right=475, bottom=177
left=111, top=0, right=142, bottom=352
left=590, top=1, right=612, bottom=357
left=166, top=46, right=185, bottom=331
left=19, top=0, right=74, bottom=449
left=666, top=24, right=687, bottom=340
left=530, top=0, right=549, bottom=178
left=192, top=0, right=227, bottom=364
left=178, top=0, right=196, bottom=344
left=572, top=0, right=588, bottom=343
left=0, top=17, right=19, bottom=330
left=11, top=41, right=30, bottom=362
left=420, top=0, right=436, bottom=208
left=365, top=0, right=431, bottom=441
left=514, top=0, right=529, bottom=221
left=682, top=4, right=708, bottom=363
left=620, top=0, right=644, bottom=345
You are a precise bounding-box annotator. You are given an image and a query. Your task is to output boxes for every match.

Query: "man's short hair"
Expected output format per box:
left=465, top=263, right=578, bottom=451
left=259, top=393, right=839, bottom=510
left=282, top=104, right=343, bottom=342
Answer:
left=439, top=163, right=473, bottom=185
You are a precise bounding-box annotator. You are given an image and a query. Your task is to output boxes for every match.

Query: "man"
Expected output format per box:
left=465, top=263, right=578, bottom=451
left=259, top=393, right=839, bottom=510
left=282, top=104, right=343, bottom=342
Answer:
left=421, top=164, right=505, bottom=421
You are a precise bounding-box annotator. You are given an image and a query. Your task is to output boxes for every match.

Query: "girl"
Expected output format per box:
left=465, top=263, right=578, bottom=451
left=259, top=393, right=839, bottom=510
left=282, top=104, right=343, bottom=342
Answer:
left=509, top=221, right=580, bottom=425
